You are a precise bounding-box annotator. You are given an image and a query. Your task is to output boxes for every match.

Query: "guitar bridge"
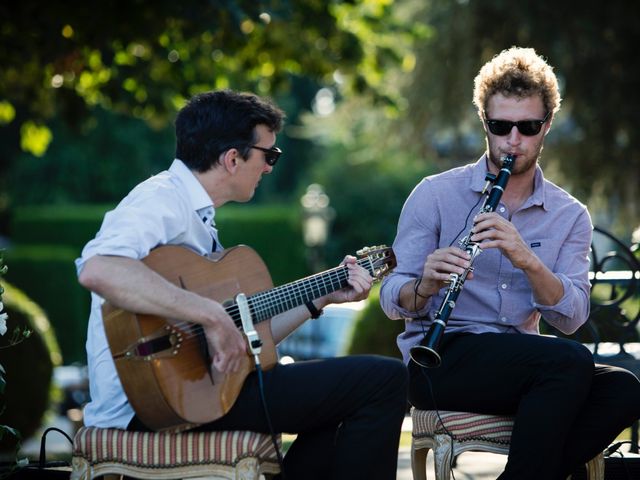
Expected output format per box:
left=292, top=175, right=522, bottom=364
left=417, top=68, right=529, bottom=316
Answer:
left=113, top=325, right=183, bottom=361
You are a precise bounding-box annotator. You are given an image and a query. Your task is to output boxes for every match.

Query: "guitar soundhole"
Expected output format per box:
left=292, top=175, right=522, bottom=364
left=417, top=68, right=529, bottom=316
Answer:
left=131, top=327, right=182, bottom=358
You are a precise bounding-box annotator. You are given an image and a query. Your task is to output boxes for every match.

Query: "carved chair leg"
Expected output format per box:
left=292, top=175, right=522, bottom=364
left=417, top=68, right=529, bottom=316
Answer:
left=411, top=439, right=430, bottom=480
left=433, top=434, right=454, bottom=480
left=585, top=452, right=605, bottom=480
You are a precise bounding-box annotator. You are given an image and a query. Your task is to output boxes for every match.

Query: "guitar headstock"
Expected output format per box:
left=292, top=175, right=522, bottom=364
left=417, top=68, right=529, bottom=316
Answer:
left=356, top=245, right=397, bottom=281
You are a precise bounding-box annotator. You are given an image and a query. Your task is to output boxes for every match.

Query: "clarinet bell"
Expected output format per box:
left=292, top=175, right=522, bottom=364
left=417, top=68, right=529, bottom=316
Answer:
left=409, top=344, right=442, bottom=368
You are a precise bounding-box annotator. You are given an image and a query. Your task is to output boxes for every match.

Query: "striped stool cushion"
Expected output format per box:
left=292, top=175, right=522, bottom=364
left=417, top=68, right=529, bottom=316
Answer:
left=73, top=426, right=280, bottom=468
left=411, top=409, right=514, bottom=445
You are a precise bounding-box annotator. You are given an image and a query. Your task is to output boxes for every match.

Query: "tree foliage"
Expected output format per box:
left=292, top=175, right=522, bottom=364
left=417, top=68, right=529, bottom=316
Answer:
left=0, top=0, right=421, bottom=222
left=0, top=0, right=415, bottom=156
left=400, top=0, right=640, bottom=231
left=300, top=97, right=431, bottom=261
left=3, top=0, right=639, bottom=234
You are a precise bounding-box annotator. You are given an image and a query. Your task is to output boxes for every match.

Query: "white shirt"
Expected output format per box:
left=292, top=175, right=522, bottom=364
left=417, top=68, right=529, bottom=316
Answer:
left=75, top=159, right=221, bottom=428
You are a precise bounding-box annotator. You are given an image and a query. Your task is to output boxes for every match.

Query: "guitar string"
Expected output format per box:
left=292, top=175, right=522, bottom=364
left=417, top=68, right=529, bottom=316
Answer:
left=178, top=266, right=351, bottom=340
left=146, top=269, right=351, bottom=357
left=135, top=256, right=379, bottom=350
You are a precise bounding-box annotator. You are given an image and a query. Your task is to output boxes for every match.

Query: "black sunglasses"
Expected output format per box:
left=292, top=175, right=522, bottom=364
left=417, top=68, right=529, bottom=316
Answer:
left=250, top=145, right=282, bottom=166
left=484, top=111, right=550, bottom=136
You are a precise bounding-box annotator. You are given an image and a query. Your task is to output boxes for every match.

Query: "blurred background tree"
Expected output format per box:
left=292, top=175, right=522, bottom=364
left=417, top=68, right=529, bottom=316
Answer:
left=1, top=0, right=640, bottom=365
left=0, top=0, right=417, bottom=215
left=397, top=0, right=640, bottom=233
left=3, top=0, right=639, bottom=235
left=299, top=0, right=640, bottom=257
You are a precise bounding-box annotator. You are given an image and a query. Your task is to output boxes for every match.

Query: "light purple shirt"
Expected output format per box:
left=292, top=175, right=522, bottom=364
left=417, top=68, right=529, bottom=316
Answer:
left=380, top=155, right=593, bottom=364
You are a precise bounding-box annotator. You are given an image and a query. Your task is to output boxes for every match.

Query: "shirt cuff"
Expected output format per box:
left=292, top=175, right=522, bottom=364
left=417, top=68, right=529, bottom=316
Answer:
left=532, top=273, right=575, bottom=317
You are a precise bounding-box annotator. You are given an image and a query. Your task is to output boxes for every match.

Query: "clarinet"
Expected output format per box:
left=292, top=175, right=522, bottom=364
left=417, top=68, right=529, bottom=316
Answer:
left=409, top=154, right=517, bottom=368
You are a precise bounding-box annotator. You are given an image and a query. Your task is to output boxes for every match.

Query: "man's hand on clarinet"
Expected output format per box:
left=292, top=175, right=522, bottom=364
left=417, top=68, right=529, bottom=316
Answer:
left=417, top=246, right=474, bottom=297
left=470, top=212, right=536, bottom=270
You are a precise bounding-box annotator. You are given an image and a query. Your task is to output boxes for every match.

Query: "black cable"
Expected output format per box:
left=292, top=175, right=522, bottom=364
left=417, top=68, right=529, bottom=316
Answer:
left=408, top=192, right=485, bottom=478
left=256, top=364, right=286, bottom=479
left=38, top=427, right=73, bottom=468
left=605, top=441, right=626, bottom=456
left=420, top=368, right=457, bottom=480
left=604, top=440, right=638, bottom=480
left=448, top=193, right=485, bottom=248
left=605, top=440, right=640, bottom=456
left=413, top=193, right=484, bottom=340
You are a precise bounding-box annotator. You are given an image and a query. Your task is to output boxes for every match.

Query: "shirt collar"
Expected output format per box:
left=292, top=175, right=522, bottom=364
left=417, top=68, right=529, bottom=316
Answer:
left=471, top=154, right=549, bottom=211
left=169, top=159, right=217, bottom=223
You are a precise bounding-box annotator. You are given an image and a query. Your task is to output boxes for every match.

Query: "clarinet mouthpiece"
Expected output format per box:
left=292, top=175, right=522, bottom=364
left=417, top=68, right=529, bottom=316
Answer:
left=501, top=154, right=517, bottom=166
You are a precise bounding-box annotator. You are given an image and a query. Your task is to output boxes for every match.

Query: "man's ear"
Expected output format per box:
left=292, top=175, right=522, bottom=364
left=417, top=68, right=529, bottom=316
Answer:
left=544, top=115, right=553, bottom=136
left=221, top=148, right=239, bottom=173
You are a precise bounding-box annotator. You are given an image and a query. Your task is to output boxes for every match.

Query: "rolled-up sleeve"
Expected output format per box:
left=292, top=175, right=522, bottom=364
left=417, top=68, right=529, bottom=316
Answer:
left=75, top=187, right=189, bottom=276
left=535, top=208, right=592, bottom=334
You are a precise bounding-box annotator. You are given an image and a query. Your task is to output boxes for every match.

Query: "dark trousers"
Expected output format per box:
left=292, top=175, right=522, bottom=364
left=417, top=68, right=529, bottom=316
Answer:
left=130, top=355, right=408, bottom=480
left=408, top=332, right=640, bottom=480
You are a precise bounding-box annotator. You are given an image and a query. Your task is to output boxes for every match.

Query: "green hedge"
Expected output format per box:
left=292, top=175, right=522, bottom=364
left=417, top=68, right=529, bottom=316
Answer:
left=10, top=204, right=114, bottom=251
left=7, top=204, right=309, bottom=365
left=4, top=245, right=89, bottom=365
left=11, top=204, right=309, bottom=286
left=216, top=205, right=308, bottom=285
left=346, top=285, right=405, bottom=359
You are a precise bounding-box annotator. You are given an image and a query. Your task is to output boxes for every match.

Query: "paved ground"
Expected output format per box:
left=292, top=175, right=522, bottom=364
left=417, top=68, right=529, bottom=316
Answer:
left=400, top=448, right=508, bottom=479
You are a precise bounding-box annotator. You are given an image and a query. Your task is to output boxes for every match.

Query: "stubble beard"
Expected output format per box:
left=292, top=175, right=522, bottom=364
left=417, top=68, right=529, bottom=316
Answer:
left=486, top=136, right=545, bottom=176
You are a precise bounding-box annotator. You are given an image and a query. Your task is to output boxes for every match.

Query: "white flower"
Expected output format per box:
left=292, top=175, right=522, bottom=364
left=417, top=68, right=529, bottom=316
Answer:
left=0, top=311, right=7, bottom=336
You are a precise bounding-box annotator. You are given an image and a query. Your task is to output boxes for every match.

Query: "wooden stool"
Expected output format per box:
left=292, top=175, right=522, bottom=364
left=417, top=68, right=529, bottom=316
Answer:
left=70, top=426, right=281, bottom=480
left=410, top=408, right=604, bottom=480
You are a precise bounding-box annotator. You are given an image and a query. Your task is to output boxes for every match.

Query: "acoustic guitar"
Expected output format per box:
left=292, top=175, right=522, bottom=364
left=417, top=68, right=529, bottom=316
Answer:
left=102, top=244, right=396, bottom=432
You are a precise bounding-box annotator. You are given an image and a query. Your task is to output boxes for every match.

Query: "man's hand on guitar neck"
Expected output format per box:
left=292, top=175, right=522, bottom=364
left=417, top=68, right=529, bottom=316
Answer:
left=270, top=256, right=374, bottom=343
left=322, top=255, right=374, bottom=305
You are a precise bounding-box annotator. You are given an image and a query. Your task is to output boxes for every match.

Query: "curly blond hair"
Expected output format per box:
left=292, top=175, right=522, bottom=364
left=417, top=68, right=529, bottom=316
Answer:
left=473, top=47, right=561, bottom=119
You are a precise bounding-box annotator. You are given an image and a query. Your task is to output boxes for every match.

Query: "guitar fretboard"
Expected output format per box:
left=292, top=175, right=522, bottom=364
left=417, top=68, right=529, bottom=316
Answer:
left=227, top=256, right=374, bottom=329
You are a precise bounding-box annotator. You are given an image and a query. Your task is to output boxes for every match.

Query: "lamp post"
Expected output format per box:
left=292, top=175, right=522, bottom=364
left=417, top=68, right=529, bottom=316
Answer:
left=300, top=184, right=334, bottom=358
left=300, top=183, right=334, bottom=272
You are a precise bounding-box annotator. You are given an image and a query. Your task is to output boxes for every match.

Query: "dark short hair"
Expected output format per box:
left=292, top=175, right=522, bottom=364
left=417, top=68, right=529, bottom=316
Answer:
left=175, top=90, right=285, bottom=172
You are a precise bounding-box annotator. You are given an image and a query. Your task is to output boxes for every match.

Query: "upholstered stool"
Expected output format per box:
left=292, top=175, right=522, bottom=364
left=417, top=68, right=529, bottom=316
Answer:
left=71, top=426, right=281, bottom=480
left=410, top=408, right=604, bottom=480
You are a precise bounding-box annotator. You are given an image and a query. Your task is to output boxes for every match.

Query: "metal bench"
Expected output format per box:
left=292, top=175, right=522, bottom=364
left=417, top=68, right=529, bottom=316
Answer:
left=584, top=226, right=640, bottom=452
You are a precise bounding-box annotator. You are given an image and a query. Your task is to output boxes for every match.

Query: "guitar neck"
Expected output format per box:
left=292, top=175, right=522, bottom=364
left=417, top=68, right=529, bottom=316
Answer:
left=227, top=256, right=373, bottom=328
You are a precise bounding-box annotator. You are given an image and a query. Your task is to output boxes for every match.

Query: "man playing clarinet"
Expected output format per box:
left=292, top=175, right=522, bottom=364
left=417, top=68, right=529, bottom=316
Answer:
left=380, top=46, right=640, bottom=479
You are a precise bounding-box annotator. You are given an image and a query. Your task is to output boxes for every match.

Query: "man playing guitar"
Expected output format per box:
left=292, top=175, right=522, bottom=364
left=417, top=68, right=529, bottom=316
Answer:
left=76, top=89, right=408, bottom=480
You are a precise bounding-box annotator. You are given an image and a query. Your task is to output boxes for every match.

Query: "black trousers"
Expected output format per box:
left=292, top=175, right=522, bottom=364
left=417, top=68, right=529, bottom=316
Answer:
left=129, top=355, right=408, bottom=480
left=408, top=332, right=640, bottom=480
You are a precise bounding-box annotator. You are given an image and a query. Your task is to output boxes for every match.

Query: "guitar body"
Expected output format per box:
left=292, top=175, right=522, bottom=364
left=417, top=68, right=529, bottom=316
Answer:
left=102, top=245, right=278, bottom=432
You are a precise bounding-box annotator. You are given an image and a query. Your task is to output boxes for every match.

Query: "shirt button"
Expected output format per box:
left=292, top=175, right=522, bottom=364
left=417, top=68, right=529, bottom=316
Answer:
left=501, top=317, right=508, bottom=322
left=501, top=283, right=508, bottom=289
left=499, top=207, right=506, bottom=213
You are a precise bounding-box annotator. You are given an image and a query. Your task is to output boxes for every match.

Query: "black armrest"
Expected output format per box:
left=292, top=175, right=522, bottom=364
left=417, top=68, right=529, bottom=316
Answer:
left=588, top=226, right=640, bottom=354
